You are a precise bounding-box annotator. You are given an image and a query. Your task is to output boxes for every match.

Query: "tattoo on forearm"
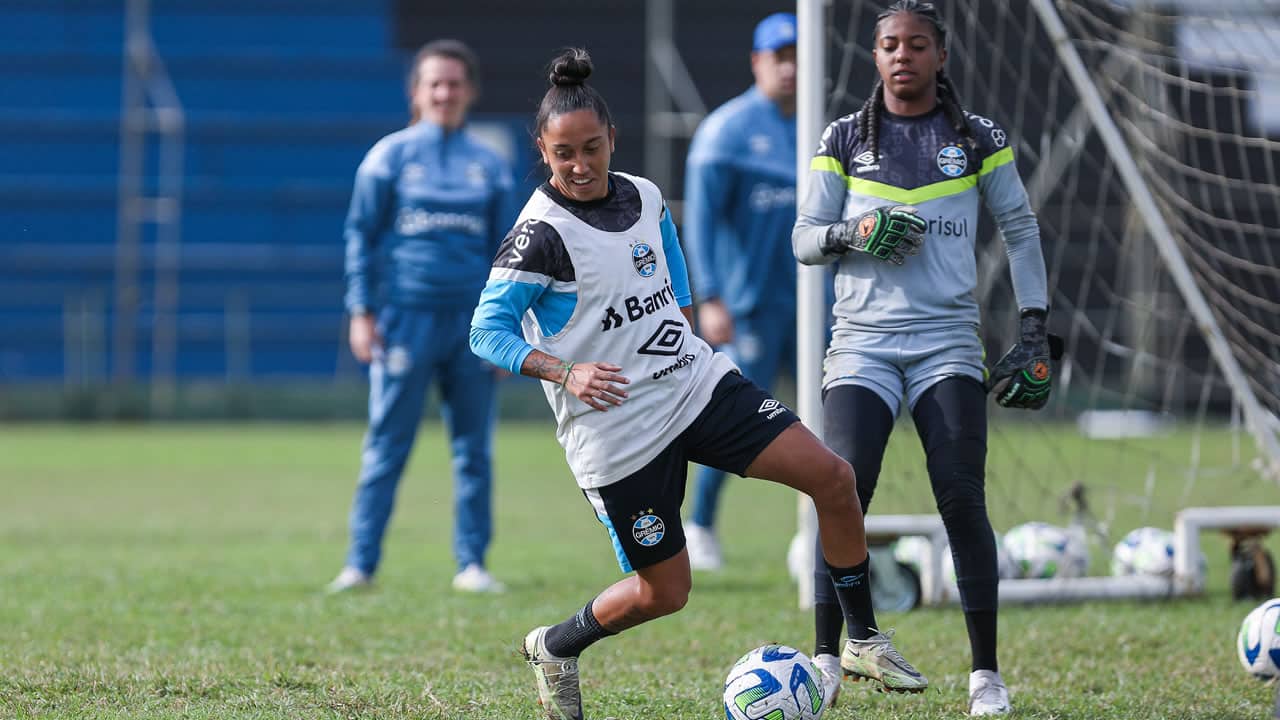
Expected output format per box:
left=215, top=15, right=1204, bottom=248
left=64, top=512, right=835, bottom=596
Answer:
left=521, top=350, right=571, bottom=385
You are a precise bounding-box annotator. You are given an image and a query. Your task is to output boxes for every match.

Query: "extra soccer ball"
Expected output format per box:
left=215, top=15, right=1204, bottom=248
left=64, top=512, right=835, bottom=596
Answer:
left=894, top=531, right=1014, bottom=600
left=1110, top=526, right=1190, bottom=577
left=723, top=644, right=825, bottom=720
left=1003, top=521, right=1088, bottom=579
left=1237, top=598, right=1280, bottom=679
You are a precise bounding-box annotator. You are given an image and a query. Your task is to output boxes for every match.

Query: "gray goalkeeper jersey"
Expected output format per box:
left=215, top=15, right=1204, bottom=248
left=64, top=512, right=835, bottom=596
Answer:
left=793, top=106, right=1048, bottom=335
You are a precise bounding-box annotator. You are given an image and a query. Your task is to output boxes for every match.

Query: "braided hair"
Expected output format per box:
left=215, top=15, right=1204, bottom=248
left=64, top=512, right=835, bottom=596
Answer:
left=858, top=0, right=974, bottom=162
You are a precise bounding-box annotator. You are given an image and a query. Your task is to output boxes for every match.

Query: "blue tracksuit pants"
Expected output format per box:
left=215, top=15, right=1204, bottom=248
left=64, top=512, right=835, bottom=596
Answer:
left=345, top=304, right=496, bottom=575
left=689, top=306, right=796, bottom=528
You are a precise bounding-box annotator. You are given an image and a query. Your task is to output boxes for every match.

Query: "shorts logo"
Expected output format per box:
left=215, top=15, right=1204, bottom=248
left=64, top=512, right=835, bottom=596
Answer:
left=632, top=243, right=657, bottom=277
left=631, top=510, right=665, bottom=547
left=638, top=319, right=685, bottom=356
left=758, top=398, right=786, bottom=420
left=936, top=145, right=968, bottom=177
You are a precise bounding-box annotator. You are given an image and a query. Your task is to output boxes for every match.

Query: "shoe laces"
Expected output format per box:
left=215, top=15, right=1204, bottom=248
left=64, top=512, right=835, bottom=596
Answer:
left=529, top=655, right=581, bottom=712
left=864, top=629, right=914, bottom=670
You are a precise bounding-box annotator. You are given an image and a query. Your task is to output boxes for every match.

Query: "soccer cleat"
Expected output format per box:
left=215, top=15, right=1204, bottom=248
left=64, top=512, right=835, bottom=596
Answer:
left=841, top=629, right=929, bottom=693
left=520, top=626, right=584, bottom=720
left=813, top=653, right=842, bottom=710
left=968, top=669, right=1011, bottom=715
left=452, top=564, right=506, bottom=593
left=685, top=523, right=723, bottom=571
left=325, top=566, right=372, bottom=594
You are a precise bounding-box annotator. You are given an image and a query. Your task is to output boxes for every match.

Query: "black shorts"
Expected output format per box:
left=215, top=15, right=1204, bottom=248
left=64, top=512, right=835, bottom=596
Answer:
left=583, top=371, right=801, bottom=572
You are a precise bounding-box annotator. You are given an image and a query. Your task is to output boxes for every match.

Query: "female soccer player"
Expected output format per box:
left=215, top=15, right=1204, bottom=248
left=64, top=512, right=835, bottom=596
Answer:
left=470, top=48, right=897, bottom=720
left=329, top=39, right=520, bottom=595
left=793, top=1, right=1053, bottom=714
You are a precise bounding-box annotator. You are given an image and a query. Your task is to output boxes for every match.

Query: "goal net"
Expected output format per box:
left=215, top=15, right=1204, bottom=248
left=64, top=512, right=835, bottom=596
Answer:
left=795, top=0, right=1280, bottom=601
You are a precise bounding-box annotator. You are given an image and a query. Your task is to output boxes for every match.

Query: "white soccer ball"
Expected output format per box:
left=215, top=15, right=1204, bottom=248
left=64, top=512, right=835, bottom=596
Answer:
left=895, top=531, right=1014, bottom=599
left=1238, top=598, right=1280, bottom=679
left=1111, top=526, right=1193, bottom=577
left=724, top=644, right=825, bottom=720
left=1003, top=521, right=1088, bottom=579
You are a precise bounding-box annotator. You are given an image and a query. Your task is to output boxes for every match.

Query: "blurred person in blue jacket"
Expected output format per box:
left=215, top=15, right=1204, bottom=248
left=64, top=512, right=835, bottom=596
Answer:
left=328, top=39, right=520, bottom=594
left=682, top=12, right=799, bottom=571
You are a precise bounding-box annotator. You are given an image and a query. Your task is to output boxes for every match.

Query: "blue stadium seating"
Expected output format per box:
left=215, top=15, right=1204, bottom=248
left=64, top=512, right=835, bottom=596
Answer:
left=0, top=0, right=414, bottom=382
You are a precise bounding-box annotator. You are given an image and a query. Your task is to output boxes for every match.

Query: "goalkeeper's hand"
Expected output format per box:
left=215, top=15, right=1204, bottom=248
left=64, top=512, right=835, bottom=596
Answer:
left=987, top=308, right=1065, bottom=410
left=822, top=205, right=927, bottom=265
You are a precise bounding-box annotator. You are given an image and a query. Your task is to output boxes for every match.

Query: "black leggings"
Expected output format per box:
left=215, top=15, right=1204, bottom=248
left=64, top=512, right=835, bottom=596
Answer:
left=814, top=376, right=999, bottom=613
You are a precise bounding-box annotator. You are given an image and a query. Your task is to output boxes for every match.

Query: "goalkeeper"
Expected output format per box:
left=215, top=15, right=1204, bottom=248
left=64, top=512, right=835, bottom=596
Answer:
left=791, top=1, right=1052, bottom=715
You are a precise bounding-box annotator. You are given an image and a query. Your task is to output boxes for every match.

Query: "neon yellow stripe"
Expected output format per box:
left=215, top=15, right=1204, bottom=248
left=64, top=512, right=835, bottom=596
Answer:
left=980, top=146, right=1014, bottom=175
left=810, top=156, right=848, bottom=179
left=817, top=146, right=1015, bottom=205
left=848, top=175, right=978, bottom=205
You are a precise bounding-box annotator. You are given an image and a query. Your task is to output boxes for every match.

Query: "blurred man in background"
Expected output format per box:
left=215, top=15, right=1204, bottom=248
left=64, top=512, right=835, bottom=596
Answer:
left=329, top=39, right=520, bottom=594
left=682, top=12, right=799, bottom=571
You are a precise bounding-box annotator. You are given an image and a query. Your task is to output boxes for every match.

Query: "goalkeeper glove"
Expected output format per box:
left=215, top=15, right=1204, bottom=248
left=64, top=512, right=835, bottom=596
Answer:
left=821, top=205, right=927, bottom=265
left=987, top=308, right=1065, bottom=410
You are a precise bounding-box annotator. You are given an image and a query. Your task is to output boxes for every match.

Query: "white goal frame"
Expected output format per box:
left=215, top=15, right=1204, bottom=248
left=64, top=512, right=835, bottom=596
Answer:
left=792, top=0, right=1280, bottom=608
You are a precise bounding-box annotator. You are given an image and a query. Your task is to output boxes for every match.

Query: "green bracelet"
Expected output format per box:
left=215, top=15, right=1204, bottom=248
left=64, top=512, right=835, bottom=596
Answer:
left=558, top=361, right=575, bottom=388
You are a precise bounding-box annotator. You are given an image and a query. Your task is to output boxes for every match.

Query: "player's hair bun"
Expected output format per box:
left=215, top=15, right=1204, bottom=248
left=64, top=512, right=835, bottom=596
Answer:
left=549, top=48, right=593, bottom=87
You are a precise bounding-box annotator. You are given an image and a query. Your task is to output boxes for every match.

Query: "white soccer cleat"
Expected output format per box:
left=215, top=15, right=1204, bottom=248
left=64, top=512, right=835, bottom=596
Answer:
left=452, top=564, right=506, bottom=593
left=841, top=629, right=929, bottom=692
left=813, top=652, right=842, bottom=710
left=520, top=626, right=583, bottom=720
left=685, top=523, right=723, bottom=571
left=968, top=669, right=1011, bottom=715
left=325, top=566, right=372, bottom=594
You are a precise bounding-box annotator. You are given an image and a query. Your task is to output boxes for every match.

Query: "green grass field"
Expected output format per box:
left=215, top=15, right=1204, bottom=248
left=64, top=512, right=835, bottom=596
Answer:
left=2, top=421, right=1280, bottom=719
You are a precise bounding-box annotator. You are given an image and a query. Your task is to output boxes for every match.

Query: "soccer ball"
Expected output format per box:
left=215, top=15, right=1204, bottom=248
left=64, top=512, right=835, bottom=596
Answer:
left=723, top=644, right=825, bottom=720
left=1110, top=526, right=1204, bottom=577
left=1003, top=521, right=1088, bottom=579
left=1237, top=598, right=1280, bottom=679
left=895, top=531, right=1014, bottom=600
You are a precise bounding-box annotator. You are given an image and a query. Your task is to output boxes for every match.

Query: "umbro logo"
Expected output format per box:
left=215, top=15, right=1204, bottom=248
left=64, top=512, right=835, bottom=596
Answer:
left=853, top=150, right=881, bottom=174
left=638, top=319, right=685, bottom=356
left=758, top=398, right=786, bottom=420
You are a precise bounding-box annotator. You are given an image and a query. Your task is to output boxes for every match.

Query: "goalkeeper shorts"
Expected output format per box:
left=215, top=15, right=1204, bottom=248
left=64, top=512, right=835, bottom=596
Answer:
left=822, top=324, right=986, bottom=417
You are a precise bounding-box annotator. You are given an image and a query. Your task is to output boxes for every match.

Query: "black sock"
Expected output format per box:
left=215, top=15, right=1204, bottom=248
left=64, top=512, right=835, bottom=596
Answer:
left=827, top=557, right=878, bottom=641
left=544, top=599, right=616, bottom=658
left=965, top=609, right=998, bottom=672
left=814, top=601, right=844, bottom=656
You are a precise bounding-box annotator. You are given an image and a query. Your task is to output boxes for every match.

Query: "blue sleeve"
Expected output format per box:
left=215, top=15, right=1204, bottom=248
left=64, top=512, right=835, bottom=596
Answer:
left=682, top=120, right=736, bottom=301
left=343, top=140, right=396, bottom=312
left=469, top=277, right=544, bottom=373
left=661, top=208, right=693, bottom=307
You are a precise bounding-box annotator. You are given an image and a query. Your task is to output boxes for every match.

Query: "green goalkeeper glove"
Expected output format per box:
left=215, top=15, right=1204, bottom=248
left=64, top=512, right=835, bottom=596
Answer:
left=822, top=205, right=927, bottom=265
left=987, top=308, right=1065, bottom=410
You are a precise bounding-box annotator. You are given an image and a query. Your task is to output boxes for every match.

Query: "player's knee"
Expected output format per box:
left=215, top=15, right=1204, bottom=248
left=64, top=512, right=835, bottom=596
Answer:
left=638, top=578, right=689, bottom=617
left=811, top=454, right=857, bottom=514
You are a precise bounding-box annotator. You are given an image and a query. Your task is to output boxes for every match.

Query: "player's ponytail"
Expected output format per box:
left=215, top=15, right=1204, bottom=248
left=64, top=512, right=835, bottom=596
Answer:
left=536, top=48, right=614, bottom=135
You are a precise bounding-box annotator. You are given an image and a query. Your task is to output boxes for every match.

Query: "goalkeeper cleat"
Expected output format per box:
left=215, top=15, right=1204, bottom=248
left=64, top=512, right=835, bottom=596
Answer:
left=813, top=653, right=842, bottom=710
left=841, top=630, right=928, bottom=693
left=968, top=669, right=1011, bottom=715
left=521, top=626, right=584, bottom=720
left=685, top=523, right=723, bottom=572
left=325, top=566, right=372, bottom=594
left=452, top=564, right=506, bottom=593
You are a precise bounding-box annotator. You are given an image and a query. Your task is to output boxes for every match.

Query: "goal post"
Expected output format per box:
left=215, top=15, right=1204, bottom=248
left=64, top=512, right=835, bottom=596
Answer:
left=792, top=0, right=1280, bottom=608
